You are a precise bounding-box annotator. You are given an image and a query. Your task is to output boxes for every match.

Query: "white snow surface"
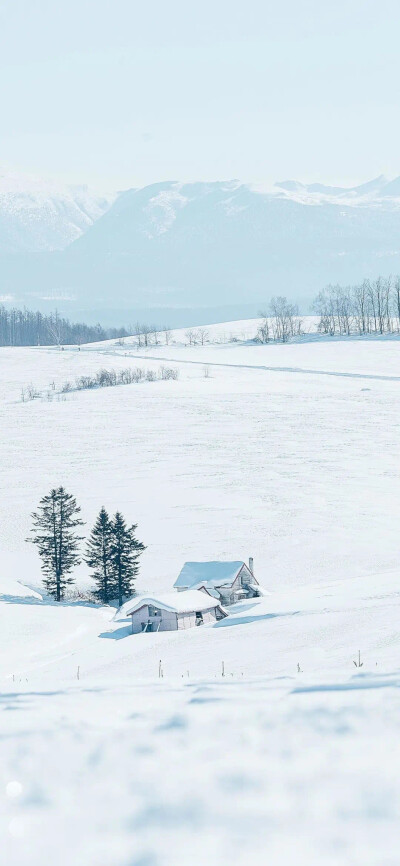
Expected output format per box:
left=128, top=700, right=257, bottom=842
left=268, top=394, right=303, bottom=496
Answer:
left=2, top=325, right=400, bottom=865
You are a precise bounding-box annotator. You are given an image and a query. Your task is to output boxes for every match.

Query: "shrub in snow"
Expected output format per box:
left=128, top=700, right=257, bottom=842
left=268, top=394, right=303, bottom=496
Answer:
left=159, top=365, right=179, bottom=380
left=22, top=383, right=40, bottom=401
left=22, top=364, right=179, bottom=403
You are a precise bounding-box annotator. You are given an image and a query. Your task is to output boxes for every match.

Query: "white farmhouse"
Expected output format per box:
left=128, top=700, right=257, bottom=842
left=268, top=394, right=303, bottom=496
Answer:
left=173, top=559, right=261, bottom=606
left=125, top=589, right=228, bottom=634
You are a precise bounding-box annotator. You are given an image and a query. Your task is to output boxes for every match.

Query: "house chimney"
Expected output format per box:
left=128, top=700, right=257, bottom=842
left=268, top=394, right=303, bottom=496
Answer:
left=249, top=557, right=254, bottom=575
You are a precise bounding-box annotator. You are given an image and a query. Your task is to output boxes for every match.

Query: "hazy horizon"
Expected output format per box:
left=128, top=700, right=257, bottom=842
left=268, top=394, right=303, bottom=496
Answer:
left=1, top=165, right=399, bottom=197
left=2, top=0, right=400, bottom=189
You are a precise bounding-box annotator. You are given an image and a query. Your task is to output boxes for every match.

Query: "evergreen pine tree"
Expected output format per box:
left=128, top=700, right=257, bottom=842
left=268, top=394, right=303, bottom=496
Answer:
left=29, top=487, right=84, bottom=601
left=110, top=512, right=146, bottom=606
left=85, top=507, right=114, bottom=603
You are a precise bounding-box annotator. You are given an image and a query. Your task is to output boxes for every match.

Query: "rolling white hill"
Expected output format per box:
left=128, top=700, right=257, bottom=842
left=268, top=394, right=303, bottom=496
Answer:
left=2, top=326, right=400, bottom=865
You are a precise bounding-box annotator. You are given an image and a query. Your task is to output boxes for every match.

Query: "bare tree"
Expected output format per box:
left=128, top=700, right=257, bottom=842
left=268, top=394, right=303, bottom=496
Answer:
left=141, top=324, right=152, bottom=348
left=313, top=276, right=398, bottom=336
left=150, top=325, right=160, bottom=345
left=394, top=277, right=400, bottom=331
left=335, top=285, right=353, bottom=335
left=352, top=281, right=369, bottom=334
left=383, top=277, right=392, bottom=333
left=163, top=326, right=172, bottom=345
left=134, top=322, right=143, bottom=348
left=257, top=310, right=270, bottom=343
left=269, top=296, right=299, bottom=342
left=370, top=277, right=386, bottom=334
left=313, top=288, right=336, bottom=335
left=46, top=310, right=64, bottom=347
left=185, top=329, right=197, bottom=346
left=197, top=327, right=209, bottom=346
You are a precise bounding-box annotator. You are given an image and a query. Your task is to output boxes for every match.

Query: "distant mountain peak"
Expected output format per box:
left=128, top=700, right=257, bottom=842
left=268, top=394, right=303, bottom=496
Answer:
left=275, top=180, right=306, bottom=193
left=274, top=175, right=400, bottom=203
left=0, top=168, right=115, bottom=252
left=2, top=173, right=400, bottom=317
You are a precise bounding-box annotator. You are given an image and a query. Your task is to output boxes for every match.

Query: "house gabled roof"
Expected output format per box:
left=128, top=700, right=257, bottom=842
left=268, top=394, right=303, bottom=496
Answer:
left=124, top=589, right=227, bottom=617
left=195, top=584, right=221, bottom=599
left=174, top=561, right=252, bottom=590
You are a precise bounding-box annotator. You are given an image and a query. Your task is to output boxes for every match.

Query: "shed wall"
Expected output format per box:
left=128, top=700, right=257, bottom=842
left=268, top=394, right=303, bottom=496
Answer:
left=177, top=612, right=196, bottom=629
left=130, top=605, right=178, bottom=634
left=130, top=604, right=221, bottom=634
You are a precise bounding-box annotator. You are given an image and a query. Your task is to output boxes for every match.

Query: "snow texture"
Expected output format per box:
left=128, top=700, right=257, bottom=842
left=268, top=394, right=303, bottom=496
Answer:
left=2, top=327, right=400, bottom=865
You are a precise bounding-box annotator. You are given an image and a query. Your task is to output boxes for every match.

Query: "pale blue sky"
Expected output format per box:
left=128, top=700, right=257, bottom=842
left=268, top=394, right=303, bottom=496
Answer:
left=1, top=0, right=400, bottom=190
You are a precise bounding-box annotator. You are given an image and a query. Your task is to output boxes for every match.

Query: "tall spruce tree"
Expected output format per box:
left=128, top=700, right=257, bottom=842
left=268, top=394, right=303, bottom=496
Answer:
left=85, top=507, right=114, bottom=603
left=111, top=512, right=146, bottom=606
left=29, top=487, right=84, bottom=601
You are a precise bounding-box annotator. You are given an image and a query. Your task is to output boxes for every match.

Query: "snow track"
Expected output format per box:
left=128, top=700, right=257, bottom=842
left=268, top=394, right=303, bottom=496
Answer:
left=130, top=352, right=400, bottom=383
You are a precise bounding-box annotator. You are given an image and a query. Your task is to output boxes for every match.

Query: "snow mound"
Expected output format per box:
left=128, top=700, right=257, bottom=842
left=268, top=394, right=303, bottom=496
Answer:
left=0, top=574, right=42, bottom=601
left=122, top=589, right=225, bottom=616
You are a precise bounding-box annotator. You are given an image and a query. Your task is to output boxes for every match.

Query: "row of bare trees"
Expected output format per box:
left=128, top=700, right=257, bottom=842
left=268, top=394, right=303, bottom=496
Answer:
left=184, top=327, right=210, bottom=346
left=133, top=324, right=172, bottom=347
left=0, top=306, right=128, bottom=347
left=132, top=324, right=210, bottom=347
left=257, top=297, right=302, bottom=343
left=313, top=278, right=400, bottom=336
left=21, top=366, right=179, bottom=401
left=256, top=279, right=400, bottom=344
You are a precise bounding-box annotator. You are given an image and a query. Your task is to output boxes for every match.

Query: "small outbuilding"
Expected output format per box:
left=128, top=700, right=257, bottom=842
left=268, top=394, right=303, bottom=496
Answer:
left=125, top=589, right=228, bottom=634
left=173, top=559, right=262, bottom=606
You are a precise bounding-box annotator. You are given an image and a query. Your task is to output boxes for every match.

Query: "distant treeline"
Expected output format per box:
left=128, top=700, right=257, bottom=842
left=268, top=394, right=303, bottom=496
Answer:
left=313, top=277, right=400, bottom=336
left=0, top=306, right=129, bottom=347
left=257, top=278, right=400, bottom=343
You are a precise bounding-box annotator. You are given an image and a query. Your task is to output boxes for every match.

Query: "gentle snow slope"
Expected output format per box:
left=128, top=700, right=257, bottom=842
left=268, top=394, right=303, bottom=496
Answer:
left=2, top=331, right=400, bottom=865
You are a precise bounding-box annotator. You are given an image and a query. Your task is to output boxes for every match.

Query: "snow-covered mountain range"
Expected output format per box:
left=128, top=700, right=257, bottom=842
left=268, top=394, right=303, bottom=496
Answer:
left=273, top=174, right=400, bottom=206
left=2, top=171, right=400, bottom=318
left=0, top=169, right=114, bottom=252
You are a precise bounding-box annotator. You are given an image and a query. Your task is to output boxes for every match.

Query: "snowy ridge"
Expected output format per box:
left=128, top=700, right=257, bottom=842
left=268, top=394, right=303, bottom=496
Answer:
left=3, top=173, right=400, bottom=306
left=271, top=174, right=400, bottom=208
left=0, top=168, right=115, bottom=252
left=143, top=185, right=189, bottom=237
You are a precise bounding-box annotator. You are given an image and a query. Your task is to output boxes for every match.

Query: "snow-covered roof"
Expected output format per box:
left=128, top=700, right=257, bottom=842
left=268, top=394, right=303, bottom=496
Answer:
left=124, top=590, right=226, bottom=617
left=194, top=584, right=221, bottom=599
left=174, top=561, right=247, bottom=589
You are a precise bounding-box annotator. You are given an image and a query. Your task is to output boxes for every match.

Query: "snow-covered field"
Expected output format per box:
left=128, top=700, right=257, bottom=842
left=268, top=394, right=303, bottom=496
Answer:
left=1, top=326, right=400, bottom=865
